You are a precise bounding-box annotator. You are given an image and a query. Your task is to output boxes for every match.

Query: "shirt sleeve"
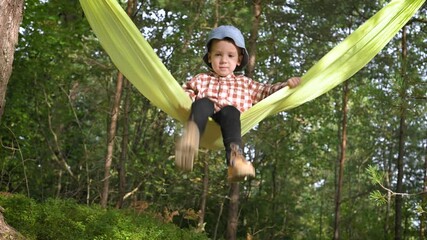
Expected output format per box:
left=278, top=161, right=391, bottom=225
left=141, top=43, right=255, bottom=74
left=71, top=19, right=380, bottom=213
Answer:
left=248, top=79, right=287, bottom=104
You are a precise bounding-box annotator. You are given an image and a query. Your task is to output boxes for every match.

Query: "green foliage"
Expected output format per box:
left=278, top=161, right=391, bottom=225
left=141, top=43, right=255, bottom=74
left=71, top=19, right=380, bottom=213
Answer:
left=366, top=165, right=389, bottom=206
left=1, top=0, right=426, bottom=239
left=0, top=194, right=208, bottom=240
left=366, top=165, right=386, bottom=185
left=369, top=190, right=388, bottom=206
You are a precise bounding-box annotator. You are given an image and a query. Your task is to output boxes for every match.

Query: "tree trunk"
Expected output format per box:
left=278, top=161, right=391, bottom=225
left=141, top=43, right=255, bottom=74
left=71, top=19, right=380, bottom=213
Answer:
left=225, top=1, right=263, bottom=239
left=226, top=183, right=240, bottom=240
left=0, top=0, right=24, bottom=121
left=394, top=26, right=408, bottom=240
left=225, top=2, right=262, bottom=239
left=246, top=0, right=261, bottom=77
left=0, top=1, right=25, bottom=238
left=333, top=81, right=349, bottom=240
left=101, top=71, right=124, bottom=208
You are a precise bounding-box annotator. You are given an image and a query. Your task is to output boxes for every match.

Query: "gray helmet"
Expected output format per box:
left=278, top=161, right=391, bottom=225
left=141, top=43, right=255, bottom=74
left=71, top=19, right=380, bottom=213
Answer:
left=203, top=25, right=249, bottom=72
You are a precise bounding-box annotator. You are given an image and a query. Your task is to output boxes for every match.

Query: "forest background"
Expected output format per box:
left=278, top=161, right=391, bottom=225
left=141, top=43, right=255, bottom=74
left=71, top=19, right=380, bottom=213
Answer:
left=0, top=0, right=426, bottom=239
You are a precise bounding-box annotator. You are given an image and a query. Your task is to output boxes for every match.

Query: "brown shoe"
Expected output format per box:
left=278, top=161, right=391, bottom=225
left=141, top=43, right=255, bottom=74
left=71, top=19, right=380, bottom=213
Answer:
left=227, top=143, right=255, bottom=182
left=175, top=121, right=200, bottom=171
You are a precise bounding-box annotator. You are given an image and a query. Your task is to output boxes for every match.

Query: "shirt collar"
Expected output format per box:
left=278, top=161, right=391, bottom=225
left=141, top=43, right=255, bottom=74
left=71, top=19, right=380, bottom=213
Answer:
left=209, top=71, right=235, bottom=78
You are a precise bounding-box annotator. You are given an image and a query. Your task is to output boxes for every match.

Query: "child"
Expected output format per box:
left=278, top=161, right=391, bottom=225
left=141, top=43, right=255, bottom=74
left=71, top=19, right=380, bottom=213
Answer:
left=175, top=25, right=301, bottom=182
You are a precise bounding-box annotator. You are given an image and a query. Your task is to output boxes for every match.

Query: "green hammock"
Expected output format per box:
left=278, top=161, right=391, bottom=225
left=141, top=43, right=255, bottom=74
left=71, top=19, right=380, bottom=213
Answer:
left=79, top=0, right=424, bottom=150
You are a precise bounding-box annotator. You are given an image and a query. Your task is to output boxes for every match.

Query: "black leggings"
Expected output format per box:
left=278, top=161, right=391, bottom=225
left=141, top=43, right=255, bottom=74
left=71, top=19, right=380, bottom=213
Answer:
left=189, top=98, right=242, bottom=164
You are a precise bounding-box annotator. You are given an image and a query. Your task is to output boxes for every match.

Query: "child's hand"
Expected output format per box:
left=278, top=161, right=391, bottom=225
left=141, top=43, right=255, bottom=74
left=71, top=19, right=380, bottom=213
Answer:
left=286, top=77, right=301, bottom=88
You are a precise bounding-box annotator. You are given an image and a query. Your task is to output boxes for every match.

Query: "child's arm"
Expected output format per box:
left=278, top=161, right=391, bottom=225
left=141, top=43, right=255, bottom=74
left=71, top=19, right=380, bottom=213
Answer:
left=182, top=75, right=202, bottom=102
left=249, top=76, right=302, bottom=104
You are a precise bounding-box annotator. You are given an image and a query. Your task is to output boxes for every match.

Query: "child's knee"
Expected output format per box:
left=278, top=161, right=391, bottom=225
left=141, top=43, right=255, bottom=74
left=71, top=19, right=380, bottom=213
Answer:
left=220, top=105, right=240, bottom=120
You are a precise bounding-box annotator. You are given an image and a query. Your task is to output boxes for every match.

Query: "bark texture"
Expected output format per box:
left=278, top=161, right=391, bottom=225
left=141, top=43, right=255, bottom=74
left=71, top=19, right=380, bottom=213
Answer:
left=0, top=0, right=24, bottom=121
left=0, top=1, right=25, bottom=238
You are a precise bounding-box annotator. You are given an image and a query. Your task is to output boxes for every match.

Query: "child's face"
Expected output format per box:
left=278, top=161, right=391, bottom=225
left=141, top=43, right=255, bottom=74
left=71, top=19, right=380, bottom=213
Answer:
left=208, top=39, right=243, bottom=77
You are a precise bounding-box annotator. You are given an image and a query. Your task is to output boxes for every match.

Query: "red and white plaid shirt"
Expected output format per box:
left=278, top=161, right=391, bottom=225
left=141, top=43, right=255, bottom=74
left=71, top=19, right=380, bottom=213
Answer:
left=183, top=72, right=287, bottom=113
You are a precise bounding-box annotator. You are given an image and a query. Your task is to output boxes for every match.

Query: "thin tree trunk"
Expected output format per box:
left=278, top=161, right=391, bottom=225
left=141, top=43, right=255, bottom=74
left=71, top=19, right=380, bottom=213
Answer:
left=56, top=170, right=62, bottom=198
left=333, top=81, right=349, bottom=240
left=246, top=0, right=261, bottom=77
left=214, top=0, right=219, bottom=27
left=45, top=97, right=76, bottom=179
left=394, top=25, right=408, bottom=240
left=319, top=194, right=324, bottom=239
left=270, top=157, right=278, bottom=240
left=384, top=145, right=393, bottom=239
left=226, top=183, right=240, bottom=240
left=198, top=156, right=209, bottom=232
left=115, top=0, right=136, bottom=210
left=116, top=79, right=130, bottom=209
left=421, top=143, right=427, bottom=239
left=131, top=100, right=150, bottom=154
left=214, top=196, right=226, bottom=240
left=101, top=71, right=124, bottom=208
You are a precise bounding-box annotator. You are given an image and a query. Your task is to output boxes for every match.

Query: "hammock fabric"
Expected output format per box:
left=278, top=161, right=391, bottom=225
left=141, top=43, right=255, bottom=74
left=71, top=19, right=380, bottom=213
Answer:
left=79, top=0, right=424, bottom=150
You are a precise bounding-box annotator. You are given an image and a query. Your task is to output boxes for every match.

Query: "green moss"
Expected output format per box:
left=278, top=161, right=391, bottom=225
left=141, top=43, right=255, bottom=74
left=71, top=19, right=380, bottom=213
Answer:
left=0, top=194, right=208, bottom=240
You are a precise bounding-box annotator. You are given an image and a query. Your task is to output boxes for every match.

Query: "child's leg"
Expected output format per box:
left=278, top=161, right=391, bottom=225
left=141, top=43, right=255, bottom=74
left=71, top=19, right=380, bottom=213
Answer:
left=212, top=105, right=242, bottom=164
left=175, top=98, right=214, bottom=171
left=189, top=98, right=215, bottom=134
left=212, top=106, right=255, bottom=182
